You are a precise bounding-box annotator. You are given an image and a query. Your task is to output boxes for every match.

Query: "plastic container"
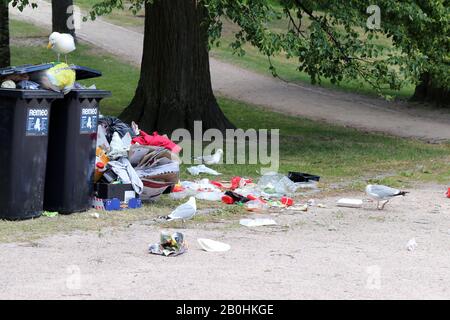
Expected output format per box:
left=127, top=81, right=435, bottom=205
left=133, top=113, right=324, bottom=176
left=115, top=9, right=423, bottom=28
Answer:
left=0, top=89, right=63, bottom=220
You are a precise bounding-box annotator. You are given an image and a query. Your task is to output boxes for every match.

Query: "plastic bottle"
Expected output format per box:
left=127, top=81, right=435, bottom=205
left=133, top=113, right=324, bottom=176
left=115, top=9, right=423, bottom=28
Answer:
left=94, top=161, right=107, bottom=183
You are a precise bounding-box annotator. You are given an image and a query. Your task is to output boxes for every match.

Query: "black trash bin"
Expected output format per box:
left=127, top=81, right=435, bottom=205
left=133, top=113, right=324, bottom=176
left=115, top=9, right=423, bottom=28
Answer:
left=0, top=89, right=63, bottom=220
left=44, top=88, right=111, bottom=214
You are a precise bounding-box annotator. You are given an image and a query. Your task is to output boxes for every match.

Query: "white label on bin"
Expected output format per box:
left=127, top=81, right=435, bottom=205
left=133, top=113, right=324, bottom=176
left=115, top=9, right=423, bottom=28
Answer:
left=26, top=108, right=49, bottom=136
left=80, top=107, right=98, bottom=134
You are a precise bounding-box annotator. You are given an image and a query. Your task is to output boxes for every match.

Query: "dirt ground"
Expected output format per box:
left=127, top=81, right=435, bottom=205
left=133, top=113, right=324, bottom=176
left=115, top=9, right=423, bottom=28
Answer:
left=10, top=1, right=450, bottom=143
left=1, top=183, right=449, bottom=300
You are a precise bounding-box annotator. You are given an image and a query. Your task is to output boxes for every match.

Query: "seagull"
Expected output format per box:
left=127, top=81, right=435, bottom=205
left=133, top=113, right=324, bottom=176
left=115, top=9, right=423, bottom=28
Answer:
left=194, top=149, right=223, bottom=165
left=365, top=184, right=409, bottom=210
left=165, top=197, right=197, bottom=225
left=47, top=32, right=76, bottom=63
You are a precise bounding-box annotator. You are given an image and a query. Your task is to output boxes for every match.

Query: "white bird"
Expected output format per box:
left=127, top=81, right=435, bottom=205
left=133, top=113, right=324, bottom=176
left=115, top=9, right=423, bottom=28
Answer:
left=365, top=184, right=408, bottom=210
left=47, top=32, right=76, bottom=63
left=166, top=197, right=197, bottom=223
left=194, top=149, right=223, bottom=165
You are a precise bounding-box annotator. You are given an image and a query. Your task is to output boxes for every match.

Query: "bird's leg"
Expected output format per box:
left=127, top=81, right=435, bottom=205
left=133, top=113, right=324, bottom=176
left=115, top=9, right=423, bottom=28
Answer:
left=376, top=201, right=381, bottom=210
left=380, top=200, right=390, bottom=210
left=57, top=53, right=61, bottom=63
left=65, top=55, right=68, bottom=64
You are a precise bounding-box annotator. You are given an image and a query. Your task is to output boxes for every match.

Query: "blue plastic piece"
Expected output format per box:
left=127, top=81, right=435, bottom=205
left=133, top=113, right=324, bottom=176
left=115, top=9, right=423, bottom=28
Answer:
left=128, top=198, right=142, bottom=209
left=103, top=198, right=121, bottom=211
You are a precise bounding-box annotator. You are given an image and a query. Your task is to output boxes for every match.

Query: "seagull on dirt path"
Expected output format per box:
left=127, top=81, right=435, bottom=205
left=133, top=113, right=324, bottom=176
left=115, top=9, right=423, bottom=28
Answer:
left=165, top=197, right=197, bottom=226
left=365, top=184, right=409, bottom=210
left=193, top=149, right=223, bottom=165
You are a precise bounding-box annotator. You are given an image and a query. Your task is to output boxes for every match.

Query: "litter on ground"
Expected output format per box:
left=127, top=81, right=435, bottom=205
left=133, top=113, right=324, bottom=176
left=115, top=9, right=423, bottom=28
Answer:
left=197, top=239, right=231, bottom=252
left=240, top=218, right=277, bottom=227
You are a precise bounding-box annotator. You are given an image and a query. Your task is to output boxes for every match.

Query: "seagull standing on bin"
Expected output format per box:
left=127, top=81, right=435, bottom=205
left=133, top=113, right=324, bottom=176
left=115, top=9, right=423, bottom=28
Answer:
left=47, top=32, right=76, bottom=63
left=165, top=197, right=197, bottom=226
left=194, top=149, right=223, bottom=165
left=365, top=184, right=409, bottom=210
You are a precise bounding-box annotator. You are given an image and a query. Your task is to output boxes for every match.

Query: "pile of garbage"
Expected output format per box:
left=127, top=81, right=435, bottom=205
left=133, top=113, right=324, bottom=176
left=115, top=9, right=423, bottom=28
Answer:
left=93, top=117, right=181, bottom=210
left=169, top=171, right=320, bottom=212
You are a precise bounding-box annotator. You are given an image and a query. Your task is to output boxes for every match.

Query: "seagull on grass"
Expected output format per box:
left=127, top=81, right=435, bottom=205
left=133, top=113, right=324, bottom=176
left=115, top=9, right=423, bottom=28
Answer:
left=365, top=184, right=409, bottom=210
left=193, top=149, right=223, bottom=165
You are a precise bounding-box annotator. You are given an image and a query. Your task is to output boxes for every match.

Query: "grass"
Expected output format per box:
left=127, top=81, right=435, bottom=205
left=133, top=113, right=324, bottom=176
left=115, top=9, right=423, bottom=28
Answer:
left=2, top=19, right=449, bottom=243
left=74, top=0, right=145, bottom=29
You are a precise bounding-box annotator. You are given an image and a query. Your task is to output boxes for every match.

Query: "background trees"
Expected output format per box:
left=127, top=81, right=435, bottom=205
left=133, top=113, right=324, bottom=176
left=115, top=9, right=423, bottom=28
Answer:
left=51, top=0, right=76, bottom=38
left=205, top=0, right=449, bottom=105
left=118, top=0, right=235, bottom=133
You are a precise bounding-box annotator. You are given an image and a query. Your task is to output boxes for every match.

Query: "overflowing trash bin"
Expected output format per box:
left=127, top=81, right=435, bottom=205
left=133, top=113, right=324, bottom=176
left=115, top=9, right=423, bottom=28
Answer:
left=0, top=88, right=63, bottom=220
left=44, top=87, right=111, bottom=214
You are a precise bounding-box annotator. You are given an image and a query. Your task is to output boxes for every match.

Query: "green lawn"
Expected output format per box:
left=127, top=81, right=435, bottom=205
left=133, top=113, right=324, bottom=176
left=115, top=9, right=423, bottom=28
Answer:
left=10, top=18, right=450, bottom=188
left=74, top=0, right=145, bottom=29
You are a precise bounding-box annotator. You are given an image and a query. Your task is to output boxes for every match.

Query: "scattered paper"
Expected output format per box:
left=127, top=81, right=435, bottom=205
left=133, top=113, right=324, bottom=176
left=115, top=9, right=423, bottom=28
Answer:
left=406, top=238, right=417, bottom=251
left=337, top=198, right=363, bottom=208
left=240, top=218, right=277, bottom=227
left=197, top=239, right=231, bottom=252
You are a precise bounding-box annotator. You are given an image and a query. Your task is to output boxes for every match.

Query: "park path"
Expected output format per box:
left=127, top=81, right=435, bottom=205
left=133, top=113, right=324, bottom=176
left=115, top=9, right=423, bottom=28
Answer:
left=10, top=1, right=450, bottom=142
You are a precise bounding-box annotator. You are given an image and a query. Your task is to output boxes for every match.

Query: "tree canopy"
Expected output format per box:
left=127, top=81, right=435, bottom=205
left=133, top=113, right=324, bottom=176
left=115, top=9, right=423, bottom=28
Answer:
left=9, top=0, right=449, bottom=99
left=83, top=0, right=449, bottom=99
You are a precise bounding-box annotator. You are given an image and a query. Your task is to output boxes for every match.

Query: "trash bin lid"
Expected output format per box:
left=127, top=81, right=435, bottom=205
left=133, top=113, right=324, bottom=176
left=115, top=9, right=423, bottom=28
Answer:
left=68, top=89, right=111, bottom=99
left=0, top=63, right=54, bottom=77
left=71, top=65, right=102, bottom=80
left=1, top=64, right=102, bottom=80
left=0, top=88, right=64, bottom=99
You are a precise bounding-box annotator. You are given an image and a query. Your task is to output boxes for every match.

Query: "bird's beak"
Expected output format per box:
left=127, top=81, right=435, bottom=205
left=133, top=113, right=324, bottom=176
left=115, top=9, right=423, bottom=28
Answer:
left=47, top=42, right=52, bottom=49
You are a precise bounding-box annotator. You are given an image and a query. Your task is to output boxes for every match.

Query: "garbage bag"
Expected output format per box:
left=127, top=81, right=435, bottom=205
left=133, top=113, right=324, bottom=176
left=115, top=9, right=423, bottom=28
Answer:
left=98, top=116, right=136, bottom=143
left=30, top=63, right=75, bottom=94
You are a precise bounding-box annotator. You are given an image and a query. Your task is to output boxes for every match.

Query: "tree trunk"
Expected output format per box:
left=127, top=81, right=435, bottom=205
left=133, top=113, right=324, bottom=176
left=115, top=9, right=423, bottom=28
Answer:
left=0, top=0, right=10, bottom=68
left=51, top=0, right=76, bottom=38
left=412, top=73, right=449, bottom=107
left=119, top=0, right=235, bottom=134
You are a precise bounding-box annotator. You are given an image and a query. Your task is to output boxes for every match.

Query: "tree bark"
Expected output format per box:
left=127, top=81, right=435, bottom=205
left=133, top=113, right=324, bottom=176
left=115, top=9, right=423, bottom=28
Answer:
left=119, top=0, right=235, bottom=134
left=0, top=0, right=10, bottom=68
left=412, top=73, right=449, bottom=107
left=51, top=0, right=76, bottom=38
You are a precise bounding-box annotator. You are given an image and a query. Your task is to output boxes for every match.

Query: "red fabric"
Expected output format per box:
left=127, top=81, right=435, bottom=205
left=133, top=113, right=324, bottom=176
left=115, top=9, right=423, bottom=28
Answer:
left=211, top=181, right=224, bottom=189
left=132, top=130, right=181, bottom=153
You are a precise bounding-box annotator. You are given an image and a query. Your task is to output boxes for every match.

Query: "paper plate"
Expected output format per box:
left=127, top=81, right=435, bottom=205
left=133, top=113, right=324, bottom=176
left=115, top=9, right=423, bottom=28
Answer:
left=197, top=238, right=231, bottom=252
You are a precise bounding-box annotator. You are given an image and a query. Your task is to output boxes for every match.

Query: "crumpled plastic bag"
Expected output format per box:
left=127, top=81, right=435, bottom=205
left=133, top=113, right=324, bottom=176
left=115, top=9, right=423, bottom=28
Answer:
left=30, top=63, right=75, bottom=94
left=187, top=165, right=221, bottom=176
left=258, top=172, right=318, bottom=196
left=98, top=116, right=136, bottom=143
left=107, top=157, right=143, bottom=194
left=149, top=232, right=187, bottom=257
left=108, top=132, right=129, bottom=160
